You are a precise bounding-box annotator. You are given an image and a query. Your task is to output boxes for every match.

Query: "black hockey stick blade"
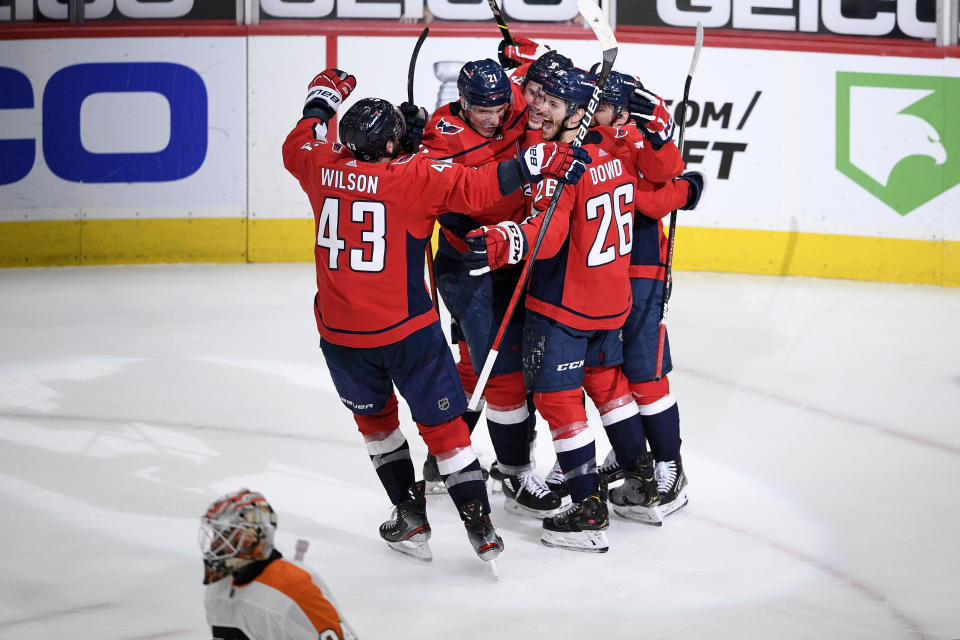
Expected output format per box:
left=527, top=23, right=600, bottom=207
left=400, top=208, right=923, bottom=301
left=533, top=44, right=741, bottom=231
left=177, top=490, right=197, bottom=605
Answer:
left=486, top=0, right=515, bottom=45
left=407, top=27, right=429, bottom=104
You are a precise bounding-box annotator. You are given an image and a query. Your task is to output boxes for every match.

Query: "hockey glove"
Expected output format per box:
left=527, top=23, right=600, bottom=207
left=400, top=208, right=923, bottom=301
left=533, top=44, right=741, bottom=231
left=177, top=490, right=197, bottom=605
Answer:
left=498, top=37, right=552, bottom=70
left=398, top=102, right=428, bottom=154
left=464, top=221, right=528, bottom=276
left=677, top=171, right=705, bottom=211
left=519, top=142, right=592, bottom=185
left=628, top=86, right=675, bottom=150
left=303, top=69, right=357, bottom=121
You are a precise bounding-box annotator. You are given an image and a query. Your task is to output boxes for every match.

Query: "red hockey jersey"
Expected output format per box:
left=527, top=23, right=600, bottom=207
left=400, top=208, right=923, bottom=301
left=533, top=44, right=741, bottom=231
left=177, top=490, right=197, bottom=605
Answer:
left=614, top=124, right=689, bottom=280
left=283, top=118, right=516, bottom=348
left=421, top=99, right=529, bottom=254
left=518, top=127, right=640, bottom=331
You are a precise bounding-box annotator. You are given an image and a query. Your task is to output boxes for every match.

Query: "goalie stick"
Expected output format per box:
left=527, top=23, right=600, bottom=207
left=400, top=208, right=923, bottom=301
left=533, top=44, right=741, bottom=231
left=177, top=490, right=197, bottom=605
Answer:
left=653, top=22, right=703, bottom=381
left=486, top=0, right=515, bottom=45
left=468, top=0, right=618, bottom=411
left=406, top=28, right=440, bottom=314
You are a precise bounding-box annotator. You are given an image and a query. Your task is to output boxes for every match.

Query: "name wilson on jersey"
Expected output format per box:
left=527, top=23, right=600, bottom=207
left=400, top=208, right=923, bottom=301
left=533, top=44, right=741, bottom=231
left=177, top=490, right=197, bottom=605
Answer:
left=319, top=167, right=380, bottom=195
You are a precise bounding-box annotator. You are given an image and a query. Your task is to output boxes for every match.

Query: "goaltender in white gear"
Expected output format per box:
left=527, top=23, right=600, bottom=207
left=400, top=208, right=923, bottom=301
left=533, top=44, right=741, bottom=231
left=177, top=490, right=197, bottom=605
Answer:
left=200, top=488, right=359, bottom=640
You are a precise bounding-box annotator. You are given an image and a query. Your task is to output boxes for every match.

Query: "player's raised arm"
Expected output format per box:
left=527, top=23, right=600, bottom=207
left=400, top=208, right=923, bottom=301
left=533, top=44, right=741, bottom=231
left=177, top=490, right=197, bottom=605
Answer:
left=282, top=68, right=357, bottom=179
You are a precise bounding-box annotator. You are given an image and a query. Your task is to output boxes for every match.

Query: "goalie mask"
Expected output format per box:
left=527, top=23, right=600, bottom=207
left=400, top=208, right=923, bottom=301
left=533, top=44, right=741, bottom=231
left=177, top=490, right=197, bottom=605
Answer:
left=199, top=488, right=277, bottom=584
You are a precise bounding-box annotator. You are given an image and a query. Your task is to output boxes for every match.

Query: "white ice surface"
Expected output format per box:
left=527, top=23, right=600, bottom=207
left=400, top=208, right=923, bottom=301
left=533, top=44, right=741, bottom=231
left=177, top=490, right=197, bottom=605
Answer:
left=1, top=264, right=958, bottom=639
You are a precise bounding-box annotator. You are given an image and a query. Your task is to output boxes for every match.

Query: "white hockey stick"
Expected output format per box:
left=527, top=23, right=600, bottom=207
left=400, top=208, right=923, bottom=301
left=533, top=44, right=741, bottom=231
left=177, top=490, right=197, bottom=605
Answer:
left=468, top=0, right=618, bottom=411
left=654, top=22, right=703, bottom=381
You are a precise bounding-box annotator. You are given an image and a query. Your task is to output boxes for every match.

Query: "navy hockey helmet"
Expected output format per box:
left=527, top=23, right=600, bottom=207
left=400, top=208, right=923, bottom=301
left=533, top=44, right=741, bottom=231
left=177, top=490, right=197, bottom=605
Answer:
left=457, top=59, right=512, bottom=108
left=338, top=97, right=405, bottom=162
left=525, top=50, right=574, bottom=87
left=540, top=67, right=597, bottom=114
left=589, top=65, right=632, bottom=113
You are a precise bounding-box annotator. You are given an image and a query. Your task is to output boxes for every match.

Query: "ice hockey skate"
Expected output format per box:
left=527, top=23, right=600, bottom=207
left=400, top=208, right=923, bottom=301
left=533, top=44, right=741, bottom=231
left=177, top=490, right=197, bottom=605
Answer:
left=544, top=461, right=570, bottom=498
left=502, top=472, right=563, bottom=519
left=610, top=452, right=663, bottom=526
left=656, top=456, right=688, bottom=518
left=598, top=448, right=623, bottom=484
left=379, top=480, right=433, bottom=561
left=458, top=499, right=504, bottom=562
left=422, top=454, right=447, bottom=495
left=540, top=488, right=610, bottom=553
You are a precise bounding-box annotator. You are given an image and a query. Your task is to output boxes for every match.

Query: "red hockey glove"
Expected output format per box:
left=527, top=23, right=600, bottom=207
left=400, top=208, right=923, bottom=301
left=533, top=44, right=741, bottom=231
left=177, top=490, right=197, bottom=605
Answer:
left=677, top=171, right=706, bottom=211
left=303, top=69, right=357, bottom=120
left=519, top=142, right=592, bottom=185
left=464, top=221, right=527, bottom=276
left=628, top=85, right=675, bottom=150
left=498, top=37, right=552, bottom=69
left=397, top=102, right=428, bottom=154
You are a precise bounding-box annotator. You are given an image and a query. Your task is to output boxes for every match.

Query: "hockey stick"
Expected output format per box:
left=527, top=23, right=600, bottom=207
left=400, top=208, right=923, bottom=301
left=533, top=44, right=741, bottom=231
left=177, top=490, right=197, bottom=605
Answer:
left=653, top=22, right=703, bottom=381
left=468, top=0, right=617, bottom=411
left=486, top=0, right=515, bottom=45
left=407, top=27, right=440, bottom=314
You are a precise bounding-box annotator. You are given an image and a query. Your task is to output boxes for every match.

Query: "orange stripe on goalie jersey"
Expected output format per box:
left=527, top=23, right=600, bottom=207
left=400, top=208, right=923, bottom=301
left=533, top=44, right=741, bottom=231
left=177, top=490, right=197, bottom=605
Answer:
left=256, top=559, right=344, bottom=639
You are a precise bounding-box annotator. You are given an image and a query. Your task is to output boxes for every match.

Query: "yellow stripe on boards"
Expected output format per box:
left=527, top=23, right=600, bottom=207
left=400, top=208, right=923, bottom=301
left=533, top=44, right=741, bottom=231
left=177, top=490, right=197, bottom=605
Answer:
left=248, top=218, right=314, bottom=263
left=2, top=219, right=958, bottom=287
left=673, top=227, right=949, bottom=286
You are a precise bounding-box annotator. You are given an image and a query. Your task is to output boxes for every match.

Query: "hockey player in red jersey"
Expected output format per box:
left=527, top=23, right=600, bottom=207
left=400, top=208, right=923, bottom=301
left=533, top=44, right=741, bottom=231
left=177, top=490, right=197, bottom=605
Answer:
left=282, top=70, right=588, bottom=561
left=466, top=67, right=697, bottom=551
left=421, top=59, right=564, bottom=519
left=498, top=38, right=573, bottom=133
left=585, top=68, right=705, bottom=523
left=201, top=489, right=358, bottom=640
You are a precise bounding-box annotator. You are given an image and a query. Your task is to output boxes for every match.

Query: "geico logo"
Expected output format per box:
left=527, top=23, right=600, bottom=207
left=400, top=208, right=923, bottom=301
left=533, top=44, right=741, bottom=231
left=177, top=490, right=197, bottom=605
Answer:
left=656, top=0, right=934, bottom=39
left=556, top=360, right=584, bottom=371
left=1, top=0, right=194, bottom=20
left=260, top=0, right=578, bottom=21
left=0, top=62, right=207, bottom=186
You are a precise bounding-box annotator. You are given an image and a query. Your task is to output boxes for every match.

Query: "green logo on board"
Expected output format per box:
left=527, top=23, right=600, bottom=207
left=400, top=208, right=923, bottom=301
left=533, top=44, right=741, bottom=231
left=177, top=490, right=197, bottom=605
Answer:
left=836, top=72, right=960, bottom=215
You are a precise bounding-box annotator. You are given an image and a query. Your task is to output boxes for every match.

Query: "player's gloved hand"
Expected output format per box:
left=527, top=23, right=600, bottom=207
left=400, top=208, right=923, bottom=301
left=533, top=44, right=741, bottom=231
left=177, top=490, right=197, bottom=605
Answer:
left=519, top=142, right=592, bottom=185
left=498, top=37, right=552, bottom=69
left=464, top=221, right=528, bottom=276
left=677, top=171, right=705, bottom=210
left=628, top=85, right=675, bottom=149
left=398, top=102, right=428, bottom=154
left=303, top=69, right=357, bottom=121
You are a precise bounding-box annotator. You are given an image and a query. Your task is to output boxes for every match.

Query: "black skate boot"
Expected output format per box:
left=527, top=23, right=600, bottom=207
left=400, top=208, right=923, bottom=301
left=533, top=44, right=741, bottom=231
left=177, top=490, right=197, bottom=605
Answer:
left=656, top=455, right=688, bottom=518
left=598, top=448, right=623, bottom=484
left=540, top=478, right=610, bottom=553
left=422, top=454, right=446, bottom=495
left=380, top=480, right=432, bottom=561
left=610, top=452, right=662, bottom=526
left=457, top=499, right=504, bottom=562
left=488, top=461, right=507, bottom=493
left=502, top=472, right=562, bottom=519
left=544, top=461, right=570, bottom=498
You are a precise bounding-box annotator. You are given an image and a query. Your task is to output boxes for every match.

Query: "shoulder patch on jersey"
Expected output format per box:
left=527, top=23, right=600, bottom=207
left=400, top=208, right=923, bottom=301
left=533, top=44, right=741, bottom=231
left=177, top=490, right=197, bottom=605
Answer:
left=331, top=142, right=343, bottom=153
left=615, top=128, right=629, bottom=138
left=583, top=130, right=603, bottom=146
left=345, top=159, right=358, bottom=167
left=392, top=153, right=416, bottom=165
left=436, top=118, right=464, bottom=135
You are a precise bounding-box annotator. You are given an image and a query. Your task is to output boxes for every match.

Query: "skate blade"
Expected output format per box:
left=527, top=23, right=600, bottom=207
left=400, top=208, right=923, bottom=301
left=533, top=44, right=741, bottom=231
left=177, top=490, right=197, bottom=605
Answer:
left=488, top=477, right=504, bottom=494
left=658, top=490, right=689, bottom=519
left=540, top=529, right=609, bottom=553
left=504, top=498, right=564, bottom=520
left=487, top=558, right=501, bottom=581
left=386, top=538, right=433, bottom=562
left=612, top=503, right=663, bottom=526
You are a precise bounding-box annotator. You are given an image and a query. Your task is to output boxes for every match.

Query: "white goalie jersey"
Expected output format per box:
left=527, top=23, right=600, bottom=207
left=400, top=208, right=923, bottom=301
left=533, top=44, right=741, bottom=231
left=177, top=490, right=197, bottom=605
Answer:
left=204, top=557, right=357, bottom=640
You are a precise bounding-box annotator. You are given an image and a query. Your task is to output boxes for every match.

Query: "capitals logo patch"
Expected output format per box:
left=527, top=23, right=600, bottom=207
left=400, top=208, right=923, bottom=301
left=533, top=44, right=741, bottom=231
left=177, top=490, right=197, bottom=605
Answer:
left=436, top=118, right=464, bottom=135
